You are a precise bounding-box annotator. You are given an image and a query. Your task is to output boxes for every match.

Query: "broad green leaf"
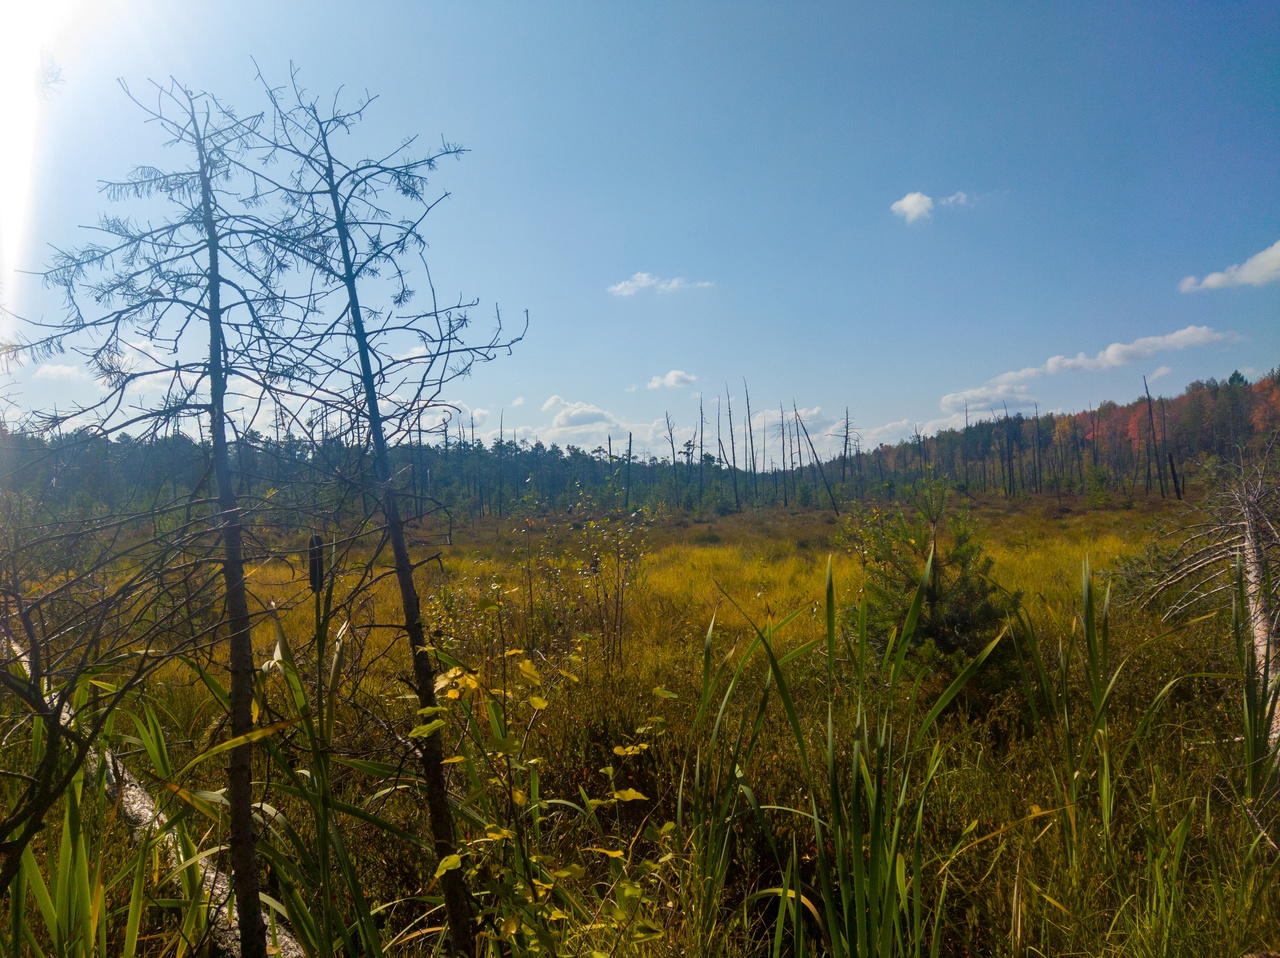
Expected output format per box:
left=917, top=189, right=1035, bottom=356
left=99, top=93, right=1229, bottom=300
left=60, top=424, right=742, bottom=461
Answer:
left=518, top=660, right=542, bottom=685
left=409, top=719, right=446, bottom=738
left=434, top=854, right=462, bottom=879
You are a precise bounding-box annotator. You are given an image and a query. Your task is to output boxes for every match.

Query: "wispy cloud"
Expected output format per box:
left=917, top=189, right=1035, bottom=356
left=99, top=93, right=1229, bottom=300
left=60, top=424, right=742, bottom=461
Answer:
left=891, top=190, right=975, bottom=224
left=890, top=192, right=933, bottom=224
left=609, top=273, right=658, bottom=296
left=34, top=363, right=86, bottom=380
left=608, top=272, right=714, bottom=296
left=510, top=396, right=525, bottom=408
left=659, top=277, right=713, bottom=292
left=789, top=327, right=1222, bottom=450
left=1179, top=238, right=1280, bottom=292
left=646, top=369, right=697, bottom=390
left=1002, top=325, right=1225, bottom=378
left=939, top=325, right=1228, bottom=415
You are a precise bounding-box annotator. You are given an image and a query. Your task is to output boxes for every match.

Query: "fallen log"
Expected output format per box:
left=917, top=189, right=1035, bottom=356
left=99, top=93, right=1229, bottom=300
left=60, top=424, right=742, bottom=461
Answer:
left=4, top=637, right=305, bottom=958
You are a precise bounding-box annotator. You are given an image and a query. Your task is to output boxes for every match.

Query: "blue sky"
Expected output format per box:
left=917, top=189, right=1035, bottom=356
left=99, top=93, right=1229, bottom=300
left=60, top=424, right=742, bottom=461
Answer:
left=1, top=1, right=1276, bottom=458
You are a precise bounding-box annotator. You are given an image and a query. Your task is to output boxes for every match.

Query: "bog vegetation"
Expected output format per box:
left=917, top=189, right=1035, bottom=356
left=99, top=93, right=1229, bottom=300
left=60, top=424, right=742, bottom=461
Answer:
left=1, top=71, right=1280, bottom=958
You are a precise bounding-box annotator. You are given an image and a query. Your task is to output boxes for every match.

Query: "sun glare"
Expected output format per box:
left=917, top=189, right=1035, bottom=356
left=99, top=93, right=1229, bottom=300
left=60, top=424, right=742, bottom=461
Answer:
left=0, top=2, right=78, bottom=308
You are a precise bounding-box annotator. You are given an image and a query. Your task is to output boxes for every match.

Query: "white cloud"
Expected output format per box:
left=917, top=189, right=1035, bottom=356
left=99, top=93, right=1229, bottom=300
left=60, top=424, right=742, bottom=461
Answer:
left=1149, top=365, right=1172, bottom=382
left=939, top=325, right=1228, bottom=415
left=890, top=192, right=933, bottom=223
left=860, top=418, right=916, bottom=445
left=510, top=396, right=525, bottom=408
left=525, top=395, right=660, bottom=449
left=890, top=190, right=977, bottom=224
left=990, top=325, right=1223, bottom=382
left=861, top=415, right=958, bottom=447
left=658, top=277, right=714, bottom=292
left=517, top=395, right=711, bottom=452
left=938, top=382, right=1035, bottom=415
left=541, top=394, right=618, bottom=430
left=1179, top=239, right=1280, bottom=292
left=646, top=369, right=697, bottom=390
left=33, top=363, right=85, bottom=380
left=608, top=272, right=659, bottom=296
left=608, top=271, right=714, bottom=296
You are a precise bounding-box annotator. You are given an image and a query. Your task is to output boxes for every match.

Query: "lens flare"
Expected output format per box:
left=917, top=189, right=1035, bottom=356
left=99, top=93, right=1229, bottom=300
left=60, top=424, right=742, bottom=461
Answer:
left=0, top=2, right=77, bottom=310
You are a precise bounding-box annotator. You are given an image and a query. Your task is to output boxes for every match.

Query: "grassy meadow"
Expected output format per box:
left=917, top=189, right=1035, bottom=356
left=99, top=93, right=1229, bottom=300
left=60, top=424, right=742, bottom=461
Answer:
left=5, top=490, right=1279, bottom=957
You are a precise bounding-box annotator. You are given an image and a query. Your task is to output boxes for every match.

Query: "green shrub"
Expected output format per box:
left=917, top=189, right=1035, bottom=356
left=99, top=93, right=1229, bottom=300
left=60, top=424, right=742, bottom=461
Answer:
left=835, top=476, right=1020, bottom=660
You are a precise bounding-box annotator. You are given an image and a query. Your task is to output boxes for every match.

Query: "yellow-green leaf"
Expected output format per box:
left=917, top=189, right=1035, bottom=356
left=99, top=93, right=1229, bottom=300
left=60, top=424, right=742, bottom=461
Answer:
left=176, top=719, right=299, bottom=778
left=409, top=719, right=446, bottom=738
left=613, top=788, right=648, bottom=802
left=630, top=919, right=664, bottom=943
left=518, top=660, right=542, bottom=686
left=434, top=854, right=462, bottom=879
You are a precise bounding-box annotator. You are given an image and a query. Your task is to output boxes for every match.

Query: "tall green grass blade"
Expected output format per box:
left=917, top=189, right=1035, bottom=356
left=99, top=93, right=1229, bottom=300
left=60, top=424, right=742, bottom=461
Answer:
left=121, top=835, right=148, bottom=958
left=20, top=847, right=57, bottom=952
left=914, top=629, right=1005, bottom=750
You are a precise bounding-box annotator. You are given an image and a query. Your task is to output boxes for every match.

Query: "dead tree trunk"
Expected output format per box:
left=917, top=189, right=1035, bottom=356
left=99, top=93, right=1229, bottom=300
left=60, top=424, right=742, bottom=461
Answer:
left=1150, top=447, right=1280, bottom=750
left=1242, top=501, right=1280, bottom=747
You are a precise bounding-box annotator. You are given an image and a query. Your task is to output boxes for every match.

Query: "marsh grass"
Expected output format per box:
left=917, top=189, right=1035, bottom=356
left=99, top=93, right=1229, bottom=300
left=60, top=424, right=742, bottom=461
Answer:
left=6, top=496, right=1280, bottom=955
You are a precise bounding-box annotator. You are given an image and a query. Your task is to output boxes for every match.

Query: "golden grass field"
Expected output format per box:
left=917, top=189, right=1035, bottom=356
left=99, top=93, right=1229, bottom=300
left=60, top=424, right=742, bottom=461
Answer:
left=10, top=491, right=1278, bottom=958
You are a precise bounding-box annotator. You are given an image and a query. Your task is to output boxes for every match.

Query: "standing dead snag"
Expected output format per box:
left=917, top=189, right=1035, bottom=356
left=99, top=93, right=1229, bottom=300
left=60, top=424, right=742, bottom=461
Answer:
left=13, top=80, right=287, bottom=958
left=246, top=68, right=524, bottom=954
left=1148, top=443, right=1280, bottom=748
left=0, top=418, right=319, bottom=955
left=1240, top=472, right=1280, bottom=748
left=195, top=111, right=270, bottom=958
left=793, top=403, right=839, bottom=516
left=0, top=502, right=177, bottom=893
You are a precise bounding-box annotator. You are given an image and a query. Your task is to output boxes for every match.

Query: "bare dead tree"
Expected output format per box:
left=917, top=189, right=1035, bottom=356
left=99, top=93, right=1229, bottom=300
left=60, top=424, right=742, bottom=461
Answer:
left=744, top=379, right=758, bottom=505
left=1147, top=440, right=1280, bottom=747
left=665, top=412, right=679, bottom=498
left=5, top=79, right=290, bottom=957
left=793, top=403, right=839, bottom=516
left=0, top=476, right=200, bottom=871
left=235, top=66, right=526, bottom=953
left=724, top=387, right=740, bottom=511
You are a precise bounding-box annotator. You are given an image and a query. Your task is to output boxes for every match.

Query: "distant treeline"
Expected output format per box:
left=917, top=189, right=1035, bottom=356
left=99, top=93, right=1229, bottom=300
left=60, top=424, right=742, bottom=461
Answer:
left=4, top=369, right=1277, bottom=522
